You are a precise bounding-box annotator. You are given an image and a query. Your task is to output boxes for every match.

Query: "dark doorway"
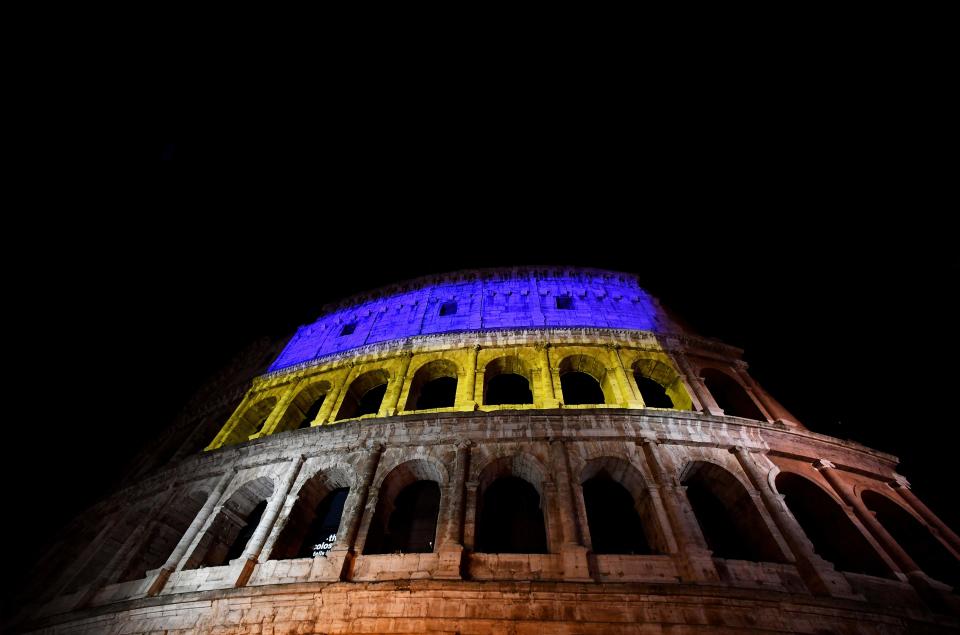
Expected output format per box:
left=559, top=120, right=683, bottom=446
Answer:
left=682, top=462, right=784, bottom=563
left=476, top=476, right=548, bottom=553
left=776, top=473, right=891, bottom=577
left=583, top=476, right=653, bottom=554
left=364, top=481, right=441, bottom=554
left=298, top=396, right=326, bottom=429
left=486, top=373, right=532, bottom=405
left=561, top=372, right=605, bottom=405
left=634, top=374, right=673, bottom=408
left=271, top=487, right=349, bottom=560
left=223, top=500, right=267, bottom=563
left=863, top=491, right=960, bottom=586
left=415, top=377, right=457, bottom=410
left=701, top=369, right=765, bottom=420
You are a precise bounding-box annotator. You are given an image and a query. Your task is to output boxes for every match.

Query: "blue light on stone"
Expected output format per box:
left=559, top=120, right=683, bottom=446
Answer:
left=269, top=270, right=672, bottom=373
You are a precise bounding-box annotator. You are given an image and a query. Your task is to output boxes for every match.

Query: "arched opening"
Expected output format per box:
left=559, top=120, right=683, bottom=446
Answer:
left=118, top=490, right=209, bottom=582
left=580, top=457, right=667, bottom=554
left=484, top=356, right=533, bottom=405
left=634, top=375, right=673, bottom=408
left=701, top=369, right=765, bottom=420
left=221, top=397, right=278, bottom=445
left=336, top=370, right=390, bottom=420
left=274, top=381, right=331, bottom=433
left=583, top=476, right=652, bottom=554
left=775, top=473, right=891, bottom=577
left=270, top=469, right=352, bottom=560
left=477, top=477, right=548, bottom=553
left=405, top=359, right=458, bottom=411
left=184, top=477, right=274, bottom=569
left=862, top=491, right=960, bottom=586
left=682, top=462, right=785, bottom=563
left=558, top=355, right=608, bottom=405
left=363, top=460, right=444, bottom=555
left=632, top=358, right=693, bottom=410
left=64, top=507, right=153, bottom=592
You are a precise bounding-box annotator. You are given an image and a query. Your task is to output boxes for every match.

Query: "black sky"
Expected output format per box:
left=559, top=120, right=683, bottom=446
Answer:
left=8, top=68, right=957, bottom=603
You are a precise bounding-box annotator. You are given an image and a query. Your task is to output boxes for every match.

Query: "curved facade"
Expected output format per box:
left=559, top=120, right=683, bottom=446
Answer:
left=15, top=268, right=960, bottom=634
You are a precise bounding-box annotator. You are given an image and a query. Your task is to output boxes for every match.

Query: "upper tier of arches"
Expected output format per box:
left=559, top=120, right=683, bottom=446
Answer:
left=268, top=269, right=678, bottom=373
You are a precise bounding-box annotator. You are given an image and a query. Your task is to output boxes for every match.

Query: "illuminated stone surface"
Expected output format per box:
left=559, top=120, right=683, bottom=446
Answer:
left=13, top=268, right=960, bottom=634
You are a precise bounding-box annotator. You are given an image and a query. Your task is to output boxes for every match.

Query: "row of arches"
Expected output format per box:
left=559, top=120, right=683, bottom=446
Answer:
left=219, top=353, right=764, bottom=447
left=73, top=453, right=959, bottom=593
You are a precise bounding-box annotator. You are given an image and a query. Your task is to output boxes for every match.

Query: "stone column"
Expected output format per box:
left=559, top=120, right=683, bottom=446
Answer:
left=436, top=440, right=472, bottom=579
left=672, top=353, right=717, bottom=415
left=458, top=344, right=480, bottom=411
left=259, top=382, right=300, bottom=436
left=640, top=438, right=719, bottom=582
left=206, top=392, right=255, bottom=450
left=610, top=345, right=644, bottom=407
left=235, top=455, right=306, bottom=586
left=549, top=440, right=593, bottom=580
left=813, top=460, right=954, bottom=608
left=814, top=460, right=917, bottom=576
left=641, top=485, right=679, bottom=554
left=728, top=367, right=773, bottom=422
left=732, top=448, right=856, bottom=598
left=462, top=480, right=479, bottom=551
left=536, top=343, right=560, bottom=408
left=147, top=469, right=236, bottom=596
left=890, top=475, right=960, bottom=555
left=331, top=442, right=384, bottom=579
left=381, top=352, right=413, bottom=416
left=319, top=365, right=356, bottom=424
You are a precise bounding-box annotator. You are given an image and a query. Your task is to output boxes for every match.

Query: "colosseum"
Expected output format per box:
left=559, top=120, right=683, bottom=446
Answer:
left=12, top=267, right=960, bottom=633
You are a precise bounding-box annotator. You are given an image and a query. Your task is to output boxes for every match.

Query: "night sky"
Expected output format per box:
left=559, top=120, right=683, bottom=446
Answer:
left=6, top=110, right=956, bottom=609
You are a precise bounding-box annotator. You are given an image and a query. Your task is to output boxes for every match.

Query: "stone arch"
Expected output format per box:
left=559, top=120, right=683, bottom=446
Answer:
left=336, top=369, right=390, bottom=420
left=364, top=459, right=445, bottom=554
left=184, top=476, right=275, bottom=570
left=700, top=368, right=765, bottom=420
left=275, top=380, right=332, bottom=433
left=404, top=359, right=459, bottom=411
left=64, top=504, right=154, bottom=592
left=557, top=354, right=611, bottom=405
left=223, top=396, right=279, bottom=445
left=774, top=472, right=892, bottom=577
left=475, top=454, right=549, bottom=553
left=580, top=456, right=665, bottom=554
left=270, top=467, right=353, bottom=560
left=632, top=358, right=692, bottom=410
left=117, top=489, right=210, bottom=582
left=483, top=355, right=534, bottom=405
left=680, top=460, right=786, bottom=563
left=861, top=489, right=960, bottom=586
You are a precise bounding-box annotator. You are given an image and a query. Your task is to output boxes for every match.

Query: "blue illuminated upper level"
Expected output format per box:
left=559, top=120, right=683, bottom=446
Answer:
left=269, top=268, right=681, bottom=372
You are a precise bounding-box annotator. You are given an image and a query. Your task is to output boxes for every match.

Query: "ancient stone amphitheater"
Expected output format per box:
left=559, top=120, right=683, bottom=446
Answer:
left=15, top=268, right=960, bottom=633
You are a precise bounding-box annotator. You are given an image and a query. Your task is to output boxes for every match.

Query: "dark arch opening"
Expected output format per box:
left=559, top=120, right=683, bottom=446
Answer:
left=183, top=477, right=274, bottom=570
left=298, top=396, right=326, bottom=429
left=336, top=370, right=390, bottom=420
left=405, top=360, right=459, bottom=411
left=583, top=475, right=653, bottom=554
left=682, top=462, right=785, bottom=563
left=416, top=377, right=457, bottom=409
left=634, top=374, right=674, bottom=408
left=561, top=371, right=605, bottom=405
left=118, top=490, right=209, bottom=582
left=701, top=369, right=765, bottom=420
left=272, top=488, right=349, bottom=560
left=862, top=491, right=960, bottom=587
left=476, top=476, right=548, bottom=553
left=364, top=481, right=441, bottom=554
left=775, top=473, right=891, bottom=577
left=486, top=374, right=532, bottom=405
